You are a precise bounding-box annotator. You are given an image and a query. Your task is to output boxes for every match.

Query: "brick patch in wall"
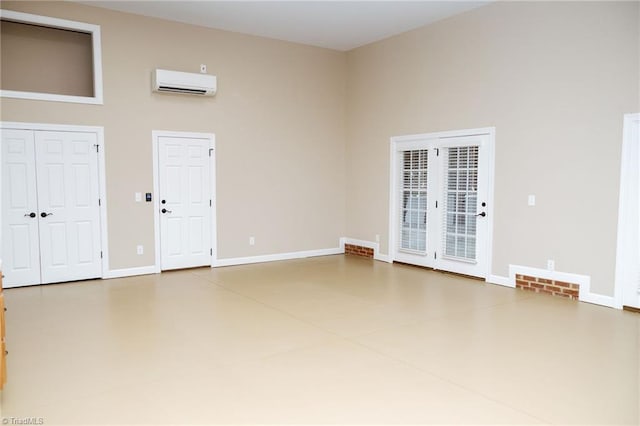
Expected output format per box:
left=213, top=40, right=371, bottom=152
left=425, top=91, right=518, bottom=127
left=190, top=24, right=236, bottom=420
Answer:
left=345, top=244, right=374, bottom=259
left=516, top=274, right=579, bottom=300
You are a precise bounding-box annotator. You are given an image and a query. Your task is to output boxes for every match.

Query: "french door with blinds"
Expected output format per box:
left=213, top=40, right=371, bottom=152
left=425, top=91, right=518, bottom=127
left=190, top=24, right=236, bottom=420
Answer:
left=390, top=130, right=493, bottom=278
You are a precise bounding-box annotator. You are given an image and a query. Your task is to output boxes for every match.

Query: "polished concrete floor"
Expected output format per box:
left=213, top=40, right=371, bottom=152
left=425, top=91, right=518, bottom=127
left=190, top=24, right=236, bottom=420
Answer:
left=1, top=255, right=638, bottom=425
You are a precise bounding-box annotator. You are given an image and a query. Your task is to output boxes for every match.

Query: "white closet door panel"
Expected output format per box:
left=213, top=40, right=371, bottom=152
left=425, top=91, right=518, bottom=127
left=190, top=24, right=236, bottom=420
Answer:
left=35, top=131, right=102, bottom=284
left=1, top=129, right=40, bottom=286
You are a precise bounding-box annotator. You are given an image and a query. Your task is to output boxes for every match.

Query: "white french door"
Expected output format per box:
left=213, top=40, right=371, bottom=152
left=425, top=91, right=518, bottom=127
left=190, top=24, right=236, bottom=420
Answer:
left=1, top=129, right=103, bottom=287
left=391, top=130, right=493, bottom=278
left=157, top=135, right=213, bottom=270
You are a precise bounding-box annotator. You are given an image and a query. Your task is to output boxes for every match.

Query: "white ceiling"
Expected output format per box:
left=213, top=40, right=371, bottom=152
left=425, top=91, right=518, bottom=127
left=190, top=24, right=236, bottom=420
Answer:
left=80, top=1, right=491, bottom=51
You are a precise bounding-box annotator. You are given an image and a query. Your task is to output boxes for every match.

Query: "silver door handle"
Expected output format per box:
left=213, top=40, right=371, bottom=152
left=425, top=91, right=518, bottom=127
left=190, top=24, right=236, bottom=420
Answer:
left=40, top=212, right=53, bottom=218
left=161, top=208, right=172, bottom=214
left=476, top=212, right=486, bottom=217
left=24, top=212, right=36, bottom=218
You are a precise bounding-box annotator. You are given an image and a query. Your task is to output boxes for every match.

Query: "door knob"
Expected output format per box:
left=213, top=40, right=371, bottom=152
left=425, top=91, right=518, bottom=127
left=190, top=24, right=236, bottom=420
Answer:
left=40, top=212, right=53, bottom=218
left=161, top=208, right=172, bottom=214
left=476, top=212, right=486, bottom=217
left=24, top=212, right=36, bottom=218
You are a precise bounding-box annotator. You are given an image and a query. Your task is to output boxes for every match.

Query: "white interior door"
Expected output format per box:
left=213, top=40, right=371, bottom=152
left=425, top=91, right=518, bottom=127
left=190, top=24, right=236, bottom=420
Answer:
left=35, top=131, right=102, bottom=284
left=1, top=129, right=40, bottom=285
left=616, top=113, right=640, bottom=309
left=392, top=132, right=492, bottom=278
left=158, top=136, right=212, bottom=270
left=1, top=129, right=102, bottom=287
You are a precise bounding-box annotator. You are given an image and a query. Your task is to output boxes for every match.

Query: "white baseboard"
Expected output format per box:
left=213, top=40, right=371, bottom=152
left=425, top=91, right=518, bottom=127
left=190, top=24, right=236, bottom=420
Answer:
left=486, top=274, right=512, bottom=287
left=580, top=292, right=617, bottom=309
left=103, top=265, right=158, bottom=279
left=213, top=247, right=343, bottom=267
left=340, top=237, right=390, bottom=262
left=507, top=264, right=618, bottom=309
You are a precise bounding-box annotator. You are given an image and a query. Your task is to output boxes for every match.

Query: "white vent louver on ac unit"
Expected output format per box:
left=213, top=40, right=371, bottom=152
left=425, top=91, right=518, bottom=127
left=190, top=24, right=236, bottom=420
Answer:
left=152, top=69, right=216, bottom=96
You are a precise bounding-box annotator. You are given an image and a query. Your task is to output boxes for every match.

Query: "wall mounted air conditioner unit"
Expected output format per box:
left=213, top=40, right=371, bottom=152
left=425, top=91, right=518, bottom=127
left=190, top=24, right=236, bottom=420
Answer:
left=152, top=69, right=216, bottom=96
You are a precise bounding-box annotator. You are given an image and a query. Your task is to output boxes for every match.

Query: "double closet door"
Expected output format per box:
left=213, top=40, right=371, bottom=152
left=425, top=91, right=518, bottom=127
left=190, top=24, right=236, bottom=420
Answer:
left=1, top=129, right=102, bottom=287
left=392, top=133, right=492, bottom=278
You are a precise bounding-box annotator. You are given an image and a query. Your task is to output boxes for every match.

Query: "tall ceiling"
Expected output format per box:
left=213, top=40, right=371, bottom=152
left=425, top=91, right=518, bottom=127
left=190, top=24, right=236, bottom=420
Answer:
left=80, top=1, right=492, bottom=51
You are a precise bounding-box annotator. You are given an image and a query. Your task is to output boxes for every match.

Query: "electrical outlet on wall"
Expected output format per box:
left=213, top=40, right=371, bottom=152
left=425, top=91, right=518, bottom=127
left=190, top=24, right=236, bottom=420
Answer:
left=137, top=245, right=144, bottom=255
left=547, top=259, right=555, bottom=271
left=200, top=64, right=207, bottom=73
left=249, top=237, right=255, bottom=246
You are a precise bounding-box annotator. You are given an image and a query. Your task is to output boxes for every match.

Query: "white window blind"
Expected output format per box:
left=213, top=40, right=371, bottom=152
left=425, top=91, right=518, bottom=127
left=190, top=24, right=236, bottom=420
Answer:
left=443, top=146, right=478, bottom=262
left=399, top=150, right=428, bottom=253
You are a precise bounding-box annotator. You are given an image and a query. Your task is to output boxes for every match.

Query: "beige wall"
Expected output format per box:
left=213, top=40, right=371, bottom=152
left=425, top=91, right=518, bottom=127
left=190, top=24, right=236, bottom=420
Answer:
left=2, top=1, right=637, bottom=297
left=0, top=1, right=347, bottom=269
left=346, top=1, right=639, bottom=296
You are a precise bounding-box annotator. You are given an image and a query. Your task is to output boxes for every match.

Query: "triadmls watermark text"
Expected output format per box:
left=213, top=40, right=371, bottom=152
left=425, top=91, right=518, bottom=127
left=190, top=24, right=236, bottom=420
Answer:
left=2, top=417, right=45, bottom=425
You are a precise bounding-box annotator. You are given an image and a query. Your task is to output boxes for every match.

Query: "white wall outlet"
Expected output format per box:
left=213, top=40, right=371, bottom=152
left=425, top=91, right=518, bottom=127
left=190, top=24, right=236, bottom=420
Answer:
left=375, top=234, right=380, bottom=243
left=547, top=259, right=555, bottom=271
left=249, top=236, right=255, bottom=246
left=528, top=194, right=536, bottom=206
left=200, top=64, right=207, bottom=73
left=137, top=245, right=144, bottom=255
left=135, top=192, right=142, bottom=202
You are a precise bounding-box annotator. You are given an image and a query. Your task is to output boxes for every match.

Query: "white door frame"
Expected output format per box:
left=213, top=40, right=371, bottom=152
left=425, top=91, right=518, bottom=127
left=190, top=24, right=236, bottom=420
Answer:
left=0, top=121, right=109, bottom=284
left=614, top=113, right=640, bottom=309
left=388, top=127, right=496, bottom=280
left=152, top=130, right=217, bottom=272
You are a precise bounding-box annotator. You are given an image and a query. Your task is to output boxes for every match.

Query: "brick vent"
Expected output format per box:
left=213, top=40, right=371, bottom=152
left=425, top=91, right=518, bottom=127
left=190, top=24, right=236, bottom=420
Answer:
left=516, top=274, right=579, bottom=300
left=345, top=244, right=374, bottom=258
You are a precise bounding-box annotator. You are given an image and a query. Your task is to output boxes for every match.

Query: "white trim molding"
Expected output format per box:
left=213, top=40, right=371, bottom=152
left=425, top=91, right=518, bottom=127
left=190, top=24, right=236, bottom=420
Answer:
left=214, top=247, right=343, bottom=268
left=486, top=274, right=512, bottom=287
left=0, top=9, right=104, bottom=105
left=340, top=237, right=390, bottom=262
left=614, top=113, right=640, bottom=310
left=103, top=266, right=156, bottom=279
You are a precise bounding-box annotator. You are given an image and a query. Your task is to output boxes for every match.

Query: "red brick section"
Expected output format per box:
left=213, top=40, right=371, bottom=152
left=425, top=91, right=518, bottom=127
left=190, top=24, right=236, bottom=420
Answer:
left=515, top=274, right=579, bottom=300
left=345, top=244, right=374, bottom=259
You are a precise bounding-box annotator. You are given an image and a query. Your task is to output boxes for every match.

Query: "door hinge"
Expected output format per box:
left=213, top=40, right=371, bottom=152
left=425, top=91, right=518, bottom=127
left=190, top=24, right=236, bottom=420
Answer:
left=100, top=251, right=103, bottom=259
left=98, top=198, right=101, bottom=206
left=209, top=148, right=213, bottom=157
left=210, top=199, right=212, bottom=207
left=210, top=248, right=213, bottom=256
left=436, top=148, right=439, bottom=156
left=434, top=252, right=437, bottom=260
left=435, top=200, right=438, bottom=208
left=94, top=144, right=99, bottom=153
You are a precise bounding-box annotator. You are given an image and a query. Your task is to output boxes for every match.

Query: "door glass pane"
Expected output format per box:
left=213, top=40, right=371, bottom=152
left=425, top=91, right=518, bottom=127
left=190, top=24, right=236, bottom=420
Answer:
left=400, top=150, right=428, bottom=253
left=443, top=146, right=478, bottom=261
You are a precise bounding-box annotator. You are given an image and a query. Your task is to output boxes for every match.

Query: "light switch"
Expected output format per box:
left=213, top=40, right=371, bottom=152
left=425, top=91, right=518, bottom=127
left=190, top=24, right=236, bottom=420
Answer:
left=135, top=192, right=142, bottom=202
left=528, top=195, right=536, bottom=206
